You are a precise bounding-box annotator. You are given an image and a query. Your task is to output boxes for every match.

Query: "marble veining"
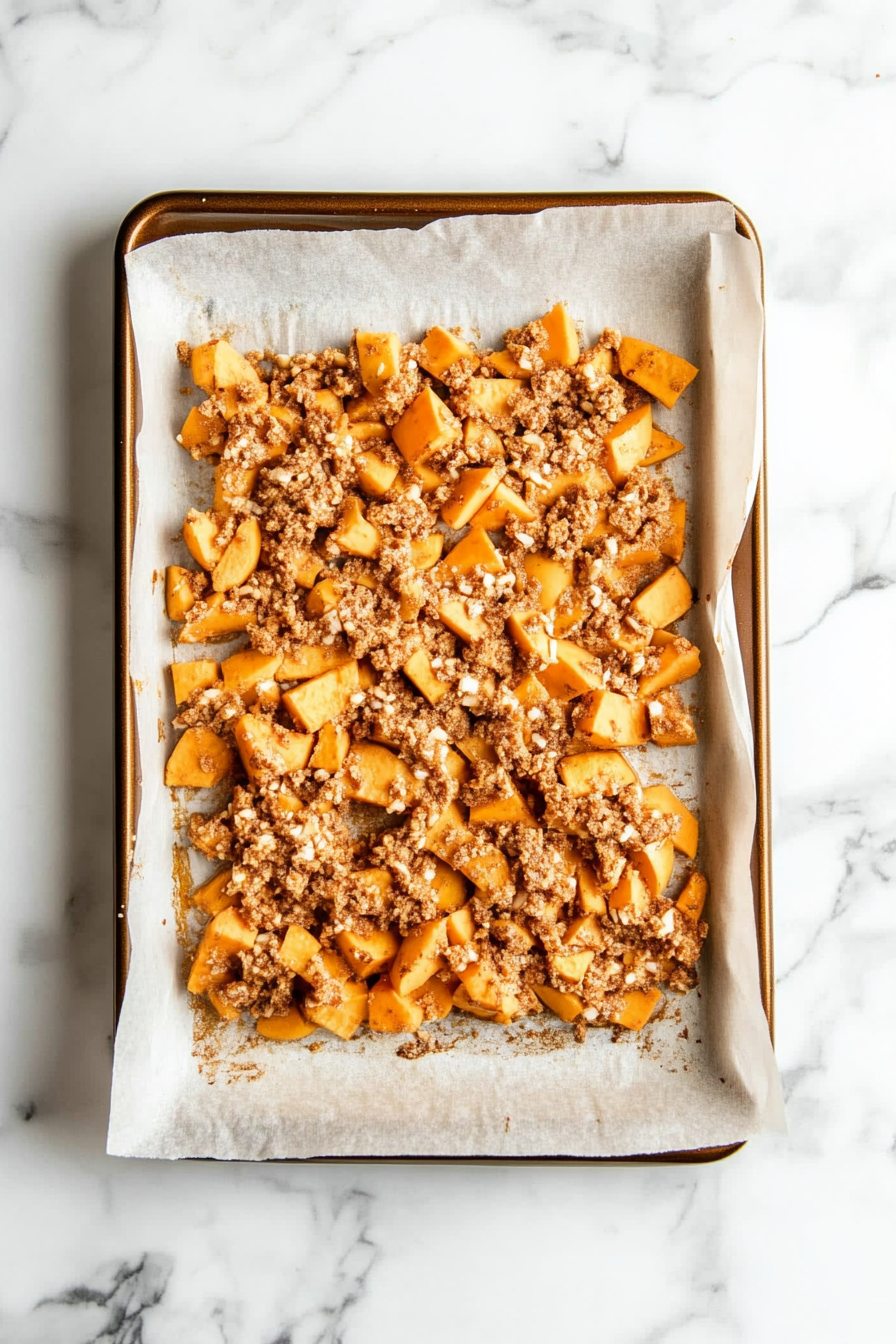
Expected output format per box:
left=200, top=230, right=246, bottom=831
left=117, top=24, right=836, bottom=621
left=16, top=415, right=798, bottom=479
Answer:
left=1, top=0, right=894, bottom=1339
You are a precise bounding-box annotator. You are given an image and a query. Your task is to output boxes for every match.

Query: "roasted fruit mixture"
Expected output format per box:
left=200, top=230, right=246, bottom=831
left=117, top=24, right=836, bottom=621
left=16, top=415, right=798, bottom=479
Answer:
left=164, top=306, right=709, bottom=1044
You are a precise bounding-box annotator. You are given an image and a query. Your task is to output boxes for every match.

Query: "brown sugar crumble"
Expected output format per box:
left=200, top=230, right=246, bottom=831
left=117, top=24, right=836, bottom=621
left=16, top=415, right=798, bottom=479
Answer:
left=164, top=312, right=707, bottom=1048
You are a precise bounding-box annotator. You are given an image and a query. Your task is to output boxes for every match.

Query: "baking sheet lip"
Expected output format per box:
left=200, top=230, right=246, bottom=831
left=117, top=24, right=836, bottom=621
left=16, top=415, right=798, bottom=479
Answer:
left=114, top=189, right=770, bottom=1165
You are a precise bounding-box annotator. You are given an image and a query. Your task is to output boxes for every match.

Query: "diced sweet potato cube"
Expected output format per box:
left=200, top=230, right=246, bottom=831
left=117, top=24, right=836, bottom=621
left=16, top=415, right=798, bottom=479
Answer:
left=617, top=337, right=698, bottom=409
left=166, top=566, right=202, bottom=621
left=208, top=339, right=263, bottom=392
left=309, top=721, right=351, bottom=773
left=513, top=672, right=550, bottom=711
left=341, top=741, right=419, bottom=809
left=659, top=499, right=686, bottom=563
left=455, top=735, right=499, bottom=765
left=409, top=975, right=455, bottom=1020
left=336, top=927, right=400, bottom=979
left=409, top=533, right=444, bottom=571
left=466, top=377, right=526, bottom=421
left=629, top=565, right=693, bottom=628
left=356, top=331, right=400, bottom=394
left=419, top=326, right=473, bottom=378
left=642, top=425, right=685, bottom=466
left=435, top=525, right=505, bottom=579
left=233, top=714, right=313, bottom=785
left=393, top=386, right=459, bottom=464
left=639, top=639, right=701, bottom=698
left=537, top=641, right=604, bottom=702
left=208, top=986, right=241, bottom=1020
left=213, top=463, right=259, bottom=514
left=642, top=784, right=698, bottom=859
left=282, top=660, right=360, bottom=733
left=577, top=688, right=649, bottom=747
left=603, top=403, right=653, bottom=485
left=631, top=838, right=675, bottom=898
left=446, top=904, right=475, bottom=945
left=191, top=866, right=235, bottom=916
left=559, top=749, right=638, bottom=797
left=432, top=858, right=468, bottom=913
left=305, top=576, right=340, bottom=618
left=187, top=906, right=257, bottom=994
left=539, top=302, right=579, bottom=366
left=437, top=599, right=488, bottom=644
left=581, top=346, right=618, bottom=377
left=611, top=987, right=662, bottom=1031
left=165, top=726, right=233, bottom=788
left=468, top=771, right=535, bottom=827
left=178, top=592, right=255, bottom=643
left=563, top=914, right=603, bottom=949
left=368, top=977, right=425, bottom=1032
left=462, top=417, right=504, bottom=461
left=171, top=658, right=218, bottom=705
left=577, top=863, right=609, bottom=915
left=346, top=391, right=383, bottom=423
left=549, top=949, right=594, bottom=985
left=527, top=466, right=614, bottom=508
left=309, top=388, right=342, bottom=417
left=221, top=649, right=282, bottom=704
left=457, top=959, right=518, bottom=1015
left=492, top=918, right=536, bottom=950
left=252, top=680, right=281, bottom=713
left=352, top=423, right=391, bottom=446
left=268, top=404, right=303, bottom=439
left=605, top=618, right=653, bottom=655
left=183, top=510, right=224, bottom=571
left=276, top=646, right=353, bottom=680
left=349, top=868, right=394, bottom=915
left=403, top=649, right=450, bottom=705
left=608, top=869, right=651, bottom=916
left=616, top=543, right=663, bottom=569
left=287, top=549, right=325, bottom=589
left=424, top=802, right=510, bottom=893
left=391, top=917, right=449, bottom=995
left=648, top=691, right=698, bottom=746
left=523, top=552, right=573, bottom=612
left=440, top=466, right=504, bottom=529
left=256, top=1004, right=317, bottom=1040
left=506, top=610, right=551, bottom=660
left=356, top=451, right=399, bottom=497
left=677, top=871, right=708, bottom=921
left=488, top=349, right=532, bottom=379
left=470, top=480, right=536, bottom=530
left=452, top=985, right=498, bottom=1020
left=303, top=977, right=368, bottom=1040
left=179, top=404, right=225, bottom=455
left=331, top=497, right=380, bottom=558
left=533, top=983, right=584, bottom=1022
left=190, top=341, right=217, bottom=393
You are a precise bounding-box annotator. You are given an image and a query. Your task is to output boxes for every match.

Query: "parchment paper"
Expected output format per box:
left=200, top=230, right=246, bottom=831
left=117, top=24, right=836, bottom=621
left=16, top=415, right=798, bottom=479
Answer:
left=108, top=203, right=784, bottom=1159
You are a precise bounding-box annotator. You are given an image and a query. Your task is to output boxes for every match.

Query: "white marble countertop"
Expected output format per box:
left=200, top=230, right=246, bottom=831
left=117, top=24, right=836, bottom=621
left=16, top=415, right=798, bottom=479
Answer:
left=1, top=1, right=894, bottom=1339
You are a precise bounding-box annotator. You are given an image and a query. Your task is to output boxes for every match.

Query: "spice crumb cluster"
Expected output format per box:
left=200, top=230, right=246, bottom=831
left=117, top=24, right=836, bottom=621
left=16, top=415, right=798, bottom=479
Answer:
left=164, top=305, right=708, bottom=1044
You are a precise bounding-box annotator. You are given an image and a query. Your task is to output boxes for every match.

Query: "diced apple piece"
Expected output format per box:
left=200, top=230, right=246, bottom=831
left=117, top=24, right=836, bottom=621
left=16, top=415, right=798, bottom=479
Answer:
left=440, top=466, right=504, bottom=529
left=368, top=977, right=425, bottom=1032
left=457, top=959, right=518, bottom=1016
left=456, top=736, right=499, bottom=765
left=403, top=649, right=450, bottom=705
left=437, top=599, right=488, bottom=644
left=419, top=326, right=473, bottom=377
left=391, top=917, right=449, bottom=995
left=452, top=985, right=498, bottom=1020
left=304, top=577, right=340, bottom=618
left=533, top=983, right=584, bottom=1022
left=639, top=638, right=701, bottom=698
left=166, top=566, right=202, bottom=621
left=659, top=499, right=686, bottom=563
left=191, top=866, right=235, bottom=916
left=631, top=839, right=675, bottom=898
left=165, top=726, right=232, bottom=788
left=642, top=425, right=685, bottom=466
left=435, top=525, right=505, bottom=578
left=179, top=404, right=225, bottom=455
left=577, top=863, right=609, bottom=915
left=310, top=388, right=343, bottom=417
left=279, top=925, right=322, bottom=977
left=303, top=977, right=368, bottom=1040
left=470, top=481, right=536, bottom=531
left=617, top=338, right=698, bottom=409
left=183, top=510, right=224, bottom=571
left=539, top=302, right=579, bottom=366
left=331, top=497, right=381, bottom=558
left=187, top=906, right=257, bottom=994
left=466, top=377, right=526, bottom=421
left=432, top=858, right=468, bottom=913
left=629, top=565, right=693, bottom=628
left=527, top=466, right=614, bottom=508
left=282, top=660, right=360, bottom=733
left=603, top=403, right=653, bottom=485
left=559, top=749, right=638, bottom=797
left=446, top=904, right=475, bottom=945
left=409, top=533, right=444, bottom=571
left=616, top=543, right=662, bottom=568
left=608, top=869, right=651, bottom=917
left=677, top=871, right=708, bottom=921
left=523, top=552, right=573, bottom=612
left=287, top=549, right=326, bottom=589
left=462, top=417, right=504, bottom=462
left=256, top=1004, right=317, bottom=1040
left=513, top=672, right=550, bottom=710
left=171, top=658, right=218, bottom=705
left=648, top=691, right=698, bottom=746
left=341, top=741, right=419, bottom=809
left=190, top=341, right=216, bottom=393
left=178, top=592, right=255, bottom=643
left=409, top=975, right=455, bottom=1019
left=268, top=404, right=303, bottom=439
left=213, top=463, right=259, bottom=514
left=209, top=339, right=263, bottom=393
left=356, top=451, right=399, bottom=498
left=309, top=721, right=351, bottom=773
left=233, top=714, right=313, bottom=785
left=351, top=423, right=391, bottom=445
left=642, top=784, right=698, bottom=859
left=356, top=331, right=400, bottom=394
left=577, top=688, right=649, bottom=747
left=492, top=918, right=536, bottom=950
left=211, top=517, right=262, bottom=592
left=276, top=646, right=353, bottom=680
left=610, top=987, right=662, bottom=1031
left=336, top=927, right=400, bottom=979
left=549, top=950, right=594, bottom=984
left=392, top=386, right=460, bottom=465
left=563, top=914, right=604, bottom=949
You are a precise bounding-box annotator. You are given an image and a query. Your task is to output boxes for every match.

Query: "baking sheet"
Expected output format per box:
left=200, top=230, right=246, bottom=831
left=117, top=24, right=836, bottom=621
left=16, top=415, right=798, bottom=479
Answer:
left=108, top=203, right=784, bottom=1159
